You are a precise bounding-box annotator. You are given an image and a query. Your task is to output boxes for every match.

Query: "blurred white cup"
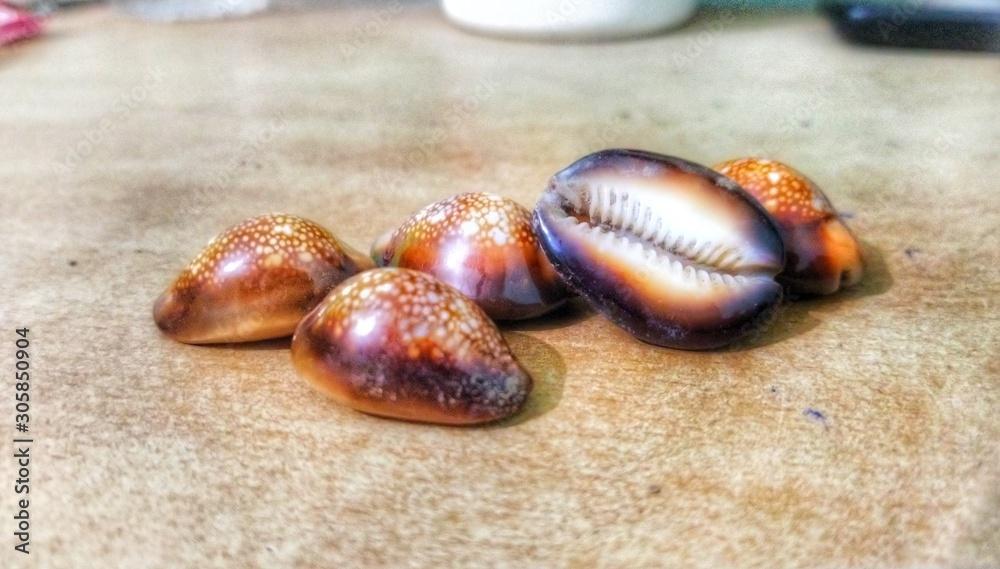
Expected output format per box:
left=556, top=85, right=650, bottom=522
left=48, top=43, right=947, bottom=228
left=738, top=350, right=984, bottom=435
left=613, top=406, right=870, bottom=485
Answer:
left=442, top=0, right=697, bottom=40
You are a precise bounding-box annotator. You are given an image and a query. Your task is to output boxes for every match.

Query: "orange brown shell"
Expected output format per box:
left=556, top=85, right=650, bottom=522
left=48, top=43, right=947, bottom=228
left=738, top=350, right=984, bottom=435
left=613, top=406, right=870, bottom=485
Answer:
left=291, top=268, right=532, bottom=425
left=374, top=192, right=568, bottom=320
left=153, top=214, right=373, bottom=344
left=714, top=158, right=864, bottom=295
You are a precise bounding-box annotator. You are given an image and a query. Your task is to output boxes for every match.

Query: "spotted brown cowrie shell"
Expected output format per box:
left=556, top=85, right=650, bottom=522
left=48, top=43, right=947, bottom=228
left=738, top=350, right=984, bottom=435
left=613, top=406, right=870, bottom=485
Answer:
left=291, top=268, right=532, bottom=425
left=373, top=192, right=568, bottom=320
left=154, top=214, right=373, bottom=344
left=533, top=149, right=785, bottom=350
left=714, top=157, right=864, bottom=295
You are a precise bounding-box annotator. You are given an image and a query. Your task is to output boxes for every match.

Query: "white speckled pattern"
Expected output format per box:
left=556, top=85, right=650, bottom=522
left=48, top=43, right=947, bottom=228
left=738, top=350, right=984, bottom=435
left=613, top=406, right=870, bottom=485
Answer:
left=292, top=268, right=532, bottom=424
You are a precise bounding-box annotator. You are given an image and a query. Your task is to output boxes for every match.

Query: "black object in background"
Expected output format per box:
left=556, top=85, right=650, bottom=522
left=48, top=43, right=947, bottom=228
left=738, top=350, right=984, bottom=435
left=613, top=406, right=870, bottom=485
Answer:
left=824, top=0, right=1000, bottom=52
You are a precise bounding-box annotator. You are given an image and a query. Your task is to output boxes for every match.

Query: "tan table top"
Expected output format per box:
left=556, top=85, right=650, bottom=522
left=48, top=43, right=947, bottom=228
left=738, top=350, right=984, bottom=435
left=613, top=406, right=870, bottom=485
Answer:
left=2, top=3, right=998, bottom=568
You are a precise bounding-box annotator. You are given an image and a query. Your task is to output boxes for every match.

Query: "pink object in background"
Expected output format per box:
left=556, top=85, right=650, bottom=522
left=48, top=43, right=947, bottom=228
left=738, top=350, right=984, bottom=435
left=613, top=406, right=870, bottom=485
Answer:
left=0, top=2, right=42, bottom=46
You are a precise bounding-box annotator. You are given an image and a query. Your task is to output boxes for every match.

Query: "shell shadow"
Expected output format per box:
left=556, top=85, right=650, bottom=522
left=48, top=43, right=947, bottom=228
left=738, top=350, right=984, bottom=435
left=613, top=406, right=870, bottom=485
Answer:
left=192, top=330, right=567, bottom=428
left=501, top=297, right=594, bottom=332
left=727, top=239, right=894, bottom=351
left=488, top=331, right=566, bottom=428
left=196, top=336, right=292, bottom=351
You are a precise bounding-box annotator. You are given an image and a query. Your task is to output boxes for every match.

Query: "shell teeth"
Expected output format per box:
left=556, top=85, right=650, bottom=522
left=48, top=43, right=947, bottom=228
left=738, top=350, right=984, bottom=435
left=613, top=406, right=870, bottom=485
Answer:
left=567, top=183, right=585, bottom=209
left=639, top=209, right=657, bottom=241
left=703, top=243, right=725, bottom=266
left=539, top=150, right=787, bottom=349
left=588, top=185, right=601, bottom=223
left=715, top=249, right=732, bottom=268
left=630, top=204, right=641, bottom=235
left=655, top=227, right=670, bottom=248
left=690, top=241, right=710, bottom=263
left=571, top=186, right=757, bottom=286
left=607, top=188, right=620, bottom=226
left=597, top=185, right=608, bottom=224
left=625, top=200, right=639, bottom=233
left=573, top=185, right=749, bottom=279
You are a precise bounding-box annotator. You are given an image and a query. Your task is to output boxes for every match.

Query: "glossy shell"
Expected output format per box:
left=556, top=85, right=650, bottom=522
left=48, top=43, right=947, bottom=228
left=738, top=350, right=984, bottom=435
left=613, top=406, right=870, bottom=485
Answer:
left=714, top=158, right=864, bottom=295
left=291, top=268, right=532, bottom=425
left=534, top=149, right=785, bottom=350
left=154, top=214, right=373, bottom=344
left=373, top=192, right=567, bottom=320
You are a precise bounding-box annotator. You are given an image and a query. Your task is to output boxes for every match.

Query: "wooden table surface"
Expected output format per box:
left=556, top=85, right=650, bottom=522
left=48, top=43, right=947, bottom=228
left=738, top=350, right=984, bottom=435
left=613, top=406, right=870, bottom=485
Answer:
left=2, top=3, right=998, bottom=568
